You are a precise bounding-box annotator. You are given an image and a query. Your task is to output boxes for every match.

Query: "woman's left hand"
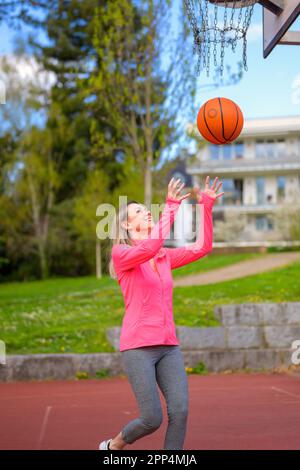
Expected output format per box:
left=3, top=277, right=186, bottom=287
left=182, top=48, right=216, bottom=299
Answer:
left=167, top=177, right=191, bottom=202
left=194, top=176, right=224, bottom=203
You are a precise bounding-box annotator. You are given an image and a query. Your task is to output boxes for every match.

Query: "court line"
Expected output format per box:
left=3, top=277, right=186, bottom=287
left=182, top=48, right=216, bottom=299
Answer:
left=270, top=386, right=300, bottom=400
left=35, top=405, right=52, bottom=450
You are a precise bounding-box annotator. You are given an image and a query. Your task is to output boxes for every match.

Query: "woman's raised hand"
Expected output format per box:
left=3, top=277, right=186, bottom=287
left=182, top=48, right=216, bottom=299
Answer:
left=167, top=177, right=191, bottom=202
left=194, top=176, right=224, bottom=203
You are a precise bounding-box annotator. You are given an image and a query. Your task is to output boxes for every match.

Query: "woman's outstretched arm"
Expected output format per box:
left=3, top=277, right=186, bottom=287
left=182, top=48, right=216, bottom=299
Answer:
left=165, top=192, right=215, bottom=270
left=112, top=178, right=191, bottom=273
left=165, top=176, right=224, bottom=270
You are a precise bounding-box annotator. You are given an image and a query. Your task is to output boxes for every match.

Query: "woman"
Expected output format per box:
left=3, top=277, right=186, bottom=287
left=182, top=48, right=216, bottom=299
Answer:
left=99, top=175, right=224, bottom=450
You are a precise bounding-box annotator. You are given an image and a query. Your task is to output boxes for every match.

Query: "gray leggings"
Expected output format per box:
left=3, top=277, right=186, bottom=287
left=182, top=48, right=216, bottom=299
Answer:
left=121, top=345, right=189, bottom=450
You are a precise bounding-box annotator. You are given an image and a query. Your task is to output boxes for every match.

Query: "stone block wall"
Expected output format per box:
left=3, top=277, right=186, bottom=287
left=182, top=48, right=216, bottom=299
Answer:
left=106, top=302, right=300, bottom=373
left=1, top=302, right=299, bottom=381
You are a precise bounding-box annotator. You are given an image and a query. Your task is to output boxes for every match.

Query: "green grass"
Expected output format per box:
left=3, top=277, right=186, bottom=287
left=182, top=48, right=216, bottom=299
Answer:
left=171, top=252, right=266, bottom=278
left=1, top=255, right=300, bottom=355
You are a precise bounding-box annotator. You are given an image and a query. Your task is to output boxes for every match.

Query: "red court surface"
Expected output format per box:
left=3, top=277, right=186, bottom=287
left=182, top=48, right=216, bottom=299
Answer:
left=0, top=372, right=300, bottom=450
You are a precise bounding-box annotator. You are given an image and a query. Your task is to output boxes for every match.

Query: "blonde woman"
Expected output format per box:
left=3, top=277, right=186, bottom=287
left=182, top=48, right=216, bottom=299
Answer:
left=99, top=175, right=223, bottom=450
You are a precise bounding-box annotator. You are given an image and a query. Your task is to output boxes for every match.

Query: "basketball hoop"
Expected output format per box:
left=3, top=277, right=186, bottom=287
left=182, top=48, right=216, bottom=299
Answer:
left=184, top=0, right=256, bottom=77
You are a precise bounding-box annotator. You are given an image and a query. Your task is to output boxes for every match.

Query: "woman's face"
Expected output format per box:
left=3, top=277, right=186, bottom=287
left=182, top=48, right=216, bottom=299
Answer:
left=126, top=203, right=154, bottom=234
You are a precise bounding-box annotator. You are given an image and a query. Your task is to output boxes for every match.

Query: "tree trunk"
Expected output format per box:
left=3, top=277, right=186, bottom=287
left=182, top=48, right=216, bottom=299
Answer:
left=26, top=166, right=50, bottom=279
left=96, top=238, right=102, bottom=279
left=38, top=237, right=48, bottom=279
left=144, top=152, right=152, bottom=207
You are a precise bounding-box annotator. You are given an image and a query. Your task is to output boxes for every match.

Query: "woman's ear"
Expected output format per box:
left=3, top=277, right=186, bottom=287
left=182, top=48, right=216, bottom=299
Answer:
left=121, top=221, right=130, bottom=231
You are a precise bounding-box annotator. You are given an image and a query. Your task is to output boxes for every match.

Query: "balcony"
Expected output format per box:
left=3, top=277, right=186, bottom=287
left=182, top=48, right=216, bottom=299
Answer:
left=187, top=155, right=300, bottom=177
left=213, top=203, right=290, bottom=214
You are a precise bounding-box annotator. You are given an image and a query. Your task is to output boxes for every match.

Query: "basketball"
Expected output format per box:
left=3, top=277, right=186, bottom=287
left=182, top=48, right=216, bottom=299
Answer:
left=197, top=97, right=244, bottom=145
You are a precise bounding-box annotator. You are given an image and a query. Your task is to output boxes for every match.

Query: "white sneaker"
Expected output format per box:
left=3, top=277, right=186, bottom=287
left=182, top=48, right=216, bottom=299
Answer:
left=99, top=438, right=113, bottom=450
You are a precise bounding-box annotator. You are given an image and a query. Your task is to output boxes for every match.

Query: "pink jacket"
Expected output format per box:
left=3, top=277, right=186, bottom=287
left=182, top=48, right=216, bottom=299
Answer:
left=112, top=192, right=216, bottom=352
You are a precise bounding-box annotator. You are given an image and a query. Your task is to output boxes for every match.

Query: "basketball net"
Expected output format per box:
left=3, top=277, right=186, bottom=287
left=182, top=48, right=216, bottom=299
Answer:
left=184, top=0, right=256, bottom=77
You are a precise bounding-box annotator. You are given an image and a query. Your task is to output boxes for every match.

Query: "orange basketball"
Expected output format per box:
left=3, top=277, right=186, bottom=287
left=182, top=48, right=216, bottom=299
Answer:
left=197, top=97, right=244, bottom=145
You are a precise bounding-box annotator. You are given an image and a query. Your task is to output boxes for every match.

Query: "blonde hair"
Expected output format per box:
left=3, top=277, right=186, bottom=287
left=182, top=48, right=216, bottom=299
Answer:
left=108, top=200, right=139, bottom=279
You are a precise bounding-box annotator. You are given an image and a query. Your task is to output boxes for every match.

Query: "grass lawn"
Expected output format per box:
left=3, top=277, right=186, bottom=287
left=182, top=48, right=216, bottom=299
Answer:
left=171, top=252, right=266, bottom=277
left=1, top=253, right=300, bottom=355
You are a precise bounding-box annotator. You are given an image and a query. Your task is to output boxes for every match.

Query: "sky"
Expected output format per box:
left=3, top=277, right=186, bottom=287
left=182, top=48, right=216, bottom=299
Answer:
left=0, top=3, right=299, bottom=123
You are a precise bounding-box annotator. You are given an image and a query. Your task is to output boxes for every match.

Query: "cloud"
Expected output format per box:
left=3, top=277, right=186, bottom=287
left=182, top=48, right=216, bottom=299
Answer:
left=0, top=54, right=56, bottom=91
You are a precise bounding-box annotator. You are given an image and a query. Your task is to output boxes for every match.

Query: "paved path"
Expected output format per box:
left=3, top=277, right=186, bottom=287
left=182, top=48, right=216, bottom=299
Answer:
left=174, top=252, right=300, bottom=287
left=0, top=373, right=300, bottom=450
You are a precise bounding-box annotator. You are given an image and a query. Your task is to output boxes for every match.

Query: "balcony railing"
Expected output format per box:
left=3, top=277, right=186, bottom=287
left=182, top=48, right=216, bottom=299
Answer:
left=187, top=155, right=300, bottom=174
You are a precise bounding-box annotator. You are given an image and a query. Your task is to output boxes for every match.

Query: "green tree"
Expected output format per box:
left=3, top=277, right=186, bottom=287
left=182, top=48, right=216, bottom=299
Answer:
left=0, top=52, right=56, bottom=280
left=87, top=0, right=197, bottom=207
left=73, top=169, right=110, bottom=278
left=17, top=127, right=59, bottom=278
left=35, top=0, right=129, bottom=198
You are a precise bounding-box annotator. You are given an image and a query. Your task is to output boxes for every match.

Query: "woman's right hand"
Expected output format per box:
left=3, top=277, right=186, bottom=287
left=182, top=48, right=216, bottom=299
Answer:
left=194, top=176, right=224, bottom=203
left=167, top=177, right=191, bottom=202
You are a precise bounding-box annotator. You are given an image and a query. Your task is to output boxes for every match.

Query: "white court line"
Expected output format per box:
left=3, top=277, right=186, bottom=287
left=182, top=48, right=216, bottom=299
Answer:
left=270, top=387, right=300, bottom=400
left=36, top=405, right=52, bottom=450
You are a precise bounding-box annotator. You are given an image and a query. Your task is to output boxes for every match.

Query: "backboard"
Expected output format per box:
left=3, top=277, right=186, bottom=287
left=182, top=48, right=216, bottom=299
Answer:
left=262, top=0, right=300, bottom=58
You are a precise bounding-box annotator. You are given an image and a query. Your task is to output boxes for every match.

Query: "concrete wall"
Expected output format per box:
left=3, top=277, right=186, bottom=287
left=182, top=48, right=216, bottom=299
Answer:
left=1, top=302, right=299, bottom=381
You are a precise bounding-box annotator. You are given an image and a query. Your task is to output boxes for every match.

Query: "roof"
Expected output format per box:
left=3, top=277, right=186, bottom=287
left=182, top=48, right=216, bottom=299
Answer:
left=186, top=115, right=300, bottom=140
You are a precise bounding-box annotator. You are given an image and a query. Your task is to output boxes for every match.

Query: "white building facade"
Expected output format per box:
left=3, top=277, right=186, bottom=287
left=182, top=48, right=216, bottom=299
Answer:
left=182, top=115, right=300, bottom=242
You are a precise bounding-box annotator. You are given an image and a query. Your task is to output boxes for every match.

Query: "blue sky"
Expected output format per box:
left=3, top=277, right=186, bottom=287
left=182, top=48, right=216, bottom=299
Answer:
left=0, top=2, right=299, bottom=123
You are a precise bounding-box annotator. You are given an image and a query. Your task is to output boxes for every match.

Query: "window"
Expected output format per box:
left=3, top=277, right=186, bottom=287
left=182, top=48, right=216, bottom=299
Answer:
left=210, top=145, right=220, bottom=160
left=209, top=142, right=245, bottom=160
left=234, top=142, right=244, bottom=159
left=276, top=140, right=285, bottom=157
left=256, top=141, right=266, bottom=159
left=220, top=178, right=243, bottom=205
left=256, top=216, right=265, bottom=231
left=223, top=145, right=232, bottom=160
left=277, top=176, right=286, bottom=202
left=266, top=140, right=275, bottom=159
left=256, top=177, right=265, bottom=205
left=255, top=139, right=286, bottom=159
left=256, top=215, right=274, bottom=231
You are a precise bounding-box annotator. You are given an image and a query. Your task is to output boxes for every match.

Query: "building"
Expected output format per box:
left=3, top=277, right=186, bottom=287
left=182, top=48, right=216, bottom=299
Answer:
left=169, top=116, right=300, bottom=244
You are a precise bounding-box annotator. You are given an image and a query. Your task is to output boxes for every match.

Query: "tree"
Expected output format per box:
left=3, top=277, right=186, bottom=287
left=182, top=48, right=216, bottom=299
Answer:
left=35, top=0, right=131, bottom=198
left=275, top=202, right=300, bottom=241
left=214, top=210, right=247, bottom=242
left=73, top=169, right=110, bottom=278
left=87, top=0, right=198, bottom=207
left=17, top=127, right=59, bottom=278
left=0, top=132, right=27, bottom=280
left=0, top=52, right=57, bottom=280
